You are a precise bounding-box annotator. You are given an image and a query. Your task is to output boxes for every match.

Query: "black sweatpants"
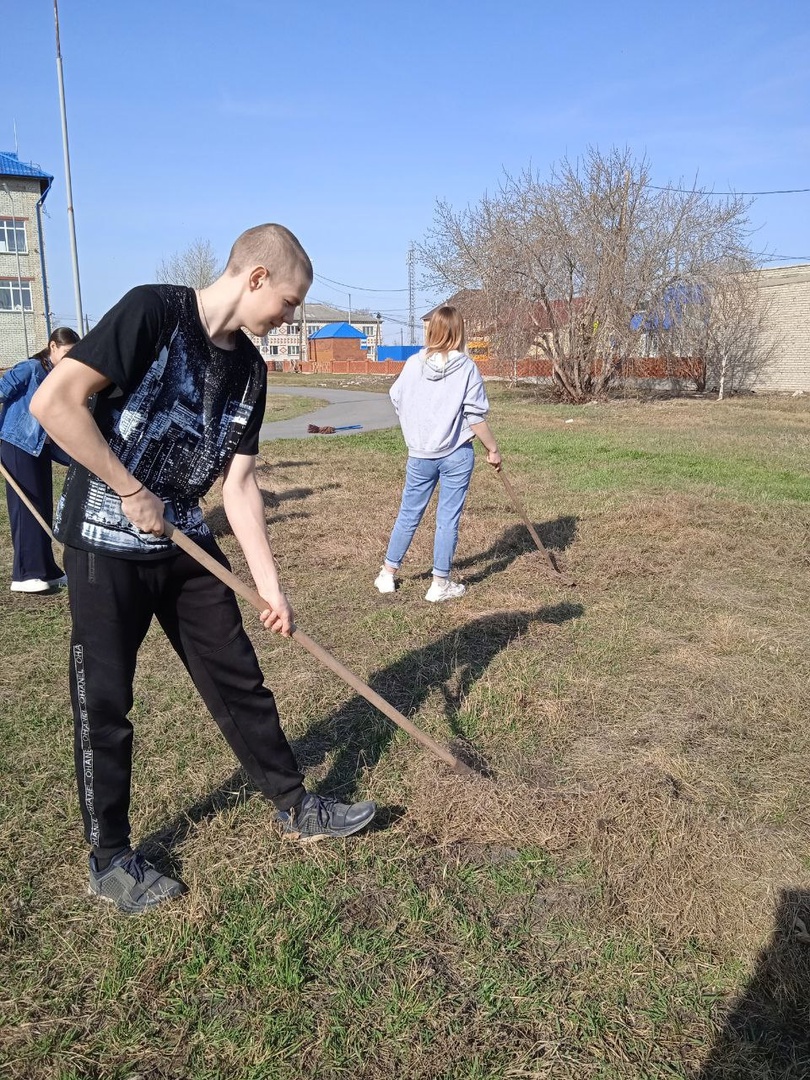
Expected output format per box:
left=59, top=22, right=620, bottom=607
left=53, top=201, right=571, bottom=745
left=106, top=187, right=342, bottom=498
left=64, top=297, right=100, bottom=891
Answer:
left=63, top=540, right=306, bottom=853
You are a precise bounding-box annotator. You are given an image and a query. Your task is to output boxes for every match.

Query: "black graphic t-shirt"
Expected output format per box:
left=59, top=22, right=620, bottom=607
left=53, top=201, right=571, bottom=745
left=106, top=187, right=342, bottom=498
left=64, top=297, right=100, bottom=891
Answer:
left=54, top=284, right=267, bottom=558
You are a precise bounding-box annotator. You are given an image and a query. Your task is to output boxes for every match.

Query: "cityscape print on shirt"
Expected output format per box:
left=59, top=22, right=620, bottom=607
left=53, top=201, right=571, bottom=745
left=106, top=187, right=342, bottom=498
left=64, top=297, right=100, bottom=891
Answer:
left=54, top=287, right=264, bottom=557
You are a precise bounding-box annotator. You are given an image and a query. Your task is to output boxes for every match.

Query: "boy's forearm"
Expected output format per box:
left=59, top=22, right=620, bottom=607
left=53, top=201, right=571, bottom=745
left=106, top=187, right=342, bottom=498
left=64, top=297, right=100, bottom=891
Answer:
left=221, top=473, right=283, bottom=600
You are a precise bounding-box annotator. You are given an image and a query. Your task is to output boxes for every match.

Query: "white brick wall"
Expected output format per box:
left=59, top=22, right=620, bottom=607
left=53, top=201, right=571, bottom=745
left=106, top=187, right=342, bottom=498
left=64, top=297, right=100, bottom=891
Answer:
left=0, top=178, right=49, bottom=366
left=752, top=264, right=810, bottom=392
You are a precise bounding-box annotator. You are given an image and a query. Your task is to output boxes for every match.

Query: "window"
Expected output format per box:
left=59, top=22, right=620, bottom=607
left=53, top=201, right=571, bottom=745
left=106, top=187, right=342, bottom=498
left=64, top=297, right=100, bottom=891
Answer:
left=0, top=279, right=33, bottom=311
left=288, top=345, right=300, bottom=355
left=268, top=345, right=279, bottom=356
left=363, top=325, right=376, bottom=339
left=286, top=323, right=299, bottom=335
left=0, top=218, right=27, bottom=255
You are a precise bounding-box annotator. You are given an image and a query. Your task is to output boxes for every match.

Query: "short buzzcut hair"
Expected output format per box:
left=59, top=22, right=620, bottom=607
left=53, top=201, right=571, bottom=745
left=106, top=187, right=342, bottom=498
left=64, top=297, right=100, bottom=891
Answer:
left=225, top=223, right=313, bottom=282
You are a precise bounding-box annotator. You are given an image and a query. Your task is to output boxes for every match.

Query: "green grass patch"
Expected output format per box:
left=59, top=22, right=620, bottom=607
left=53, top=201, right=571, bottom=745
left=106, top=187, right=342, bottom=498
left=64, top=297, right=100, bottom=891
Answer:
left=263, top=393, right=329, bottom=423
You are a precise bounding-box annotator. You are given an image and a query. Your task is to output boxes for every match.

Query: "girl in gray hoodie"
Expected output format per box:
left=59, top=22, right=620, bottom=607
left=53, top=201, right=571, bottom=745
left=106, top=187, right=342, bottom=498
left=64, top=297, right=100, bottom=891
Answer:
left=375, top=305, right=501, bottom=602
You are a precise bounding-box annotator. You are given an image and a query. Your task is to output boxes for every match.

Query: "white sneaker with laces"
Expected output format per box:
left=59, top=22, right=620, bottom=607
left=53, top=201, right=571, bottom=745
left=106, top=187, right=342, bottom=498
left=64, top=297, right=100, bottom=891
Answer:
left=374, top=567, right=396, bottom=594
left=425, top=578, right=466, bottom=603
left=10, top=578, right=53, bottom=594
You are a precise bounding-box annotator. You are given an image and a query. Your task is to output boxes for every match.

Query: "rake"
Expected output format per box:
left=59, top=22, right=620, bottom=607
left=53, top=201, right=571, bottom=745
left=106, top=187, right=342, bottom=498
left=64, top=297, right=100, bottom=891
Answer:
left=0, top=460, right=473, bottom=775
left=497, top=466, right=576, bottom=586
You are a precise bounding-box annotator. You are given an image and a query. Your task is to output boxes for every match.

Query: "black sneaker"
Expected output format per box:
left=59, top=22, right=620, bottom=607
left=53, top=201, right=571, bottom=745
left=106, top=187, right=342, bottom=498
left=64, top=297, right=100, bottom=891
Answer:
left=88, top=849, right=187, bottom=914
left=277, top=793, right=376, bottom=842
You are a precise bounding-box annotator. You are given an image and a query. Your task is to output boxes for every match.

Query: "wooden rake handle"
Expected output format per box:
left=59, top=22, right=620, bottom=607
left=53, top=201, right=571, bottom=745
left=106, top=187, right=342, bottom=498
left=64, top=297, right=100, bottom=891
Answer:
left=497, top=467, right=560, bottom=575
left=0, top=460, right=58, bottom=542
left=163, top=521, right=473, bottom=776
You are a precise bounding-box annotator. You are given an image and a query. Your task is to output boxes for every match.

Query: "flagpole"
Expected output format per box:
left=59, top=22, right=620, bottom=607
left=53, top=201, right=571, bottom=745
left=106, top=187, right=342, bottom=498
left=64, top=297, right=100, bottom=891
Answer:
left=54, top=0, right=84, bottom=334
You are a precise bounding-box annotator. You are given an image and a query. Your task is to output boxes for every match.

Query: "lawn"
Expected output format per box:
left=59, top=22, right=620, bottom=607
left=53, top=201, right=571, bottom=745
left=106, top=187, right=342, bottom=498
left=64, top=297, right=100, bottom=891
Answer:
left=1, top=387, right=809, bottom=1079
left=262, top=393, right=329, bottom=424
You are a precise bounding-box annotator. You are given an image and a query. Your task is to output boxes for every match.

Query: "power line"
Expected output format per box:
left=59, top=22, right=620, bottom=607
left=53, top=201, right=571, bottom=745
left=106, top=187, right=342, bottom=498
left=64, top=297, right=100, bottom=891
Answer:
left=647, top=183, right=810, bottom=196
left=314, top=271, right=409, bottom=293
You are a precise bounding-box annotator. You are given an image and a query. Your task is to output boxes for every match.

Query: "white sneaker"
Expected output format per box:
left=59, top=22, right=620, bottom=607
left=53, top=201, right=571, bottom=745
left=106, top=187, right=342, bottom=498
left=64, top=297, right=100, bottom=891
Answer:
left=47, top=574, right=68, bottom=588
left=10, top=578, right=53, bottom=594
left=374, top=567, right=396, bottom=594
left=425, top=578, right=466, bottom=603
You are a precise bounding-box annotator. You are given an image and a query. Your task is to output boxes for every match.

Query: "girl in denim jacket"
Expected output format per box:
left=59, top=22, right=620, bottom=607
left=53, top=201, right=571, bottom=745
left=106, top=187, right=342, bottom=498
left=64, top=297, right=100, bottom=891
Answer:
left=0, top=327, right=79, bottom=592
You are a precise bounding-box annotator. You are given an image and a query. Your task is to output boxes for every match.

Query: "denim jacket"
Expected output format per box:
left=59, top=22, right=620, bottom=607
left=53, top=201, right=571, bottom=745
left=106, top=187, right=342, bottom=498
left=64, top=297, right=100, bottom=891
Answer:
left=0, top=358, right=69, bottom=461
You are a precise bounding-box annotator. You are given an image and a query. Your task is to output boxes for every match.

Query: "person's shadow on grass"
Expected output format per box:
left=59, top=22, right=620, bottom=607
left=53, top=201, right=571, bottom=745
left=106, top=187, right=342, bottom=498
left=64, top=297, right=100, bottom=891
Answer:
left=140, top=602, right=583, bottom=868
left=697, top=888, right=810, bottom=1078
left=203, top=482, right=341, bottom=536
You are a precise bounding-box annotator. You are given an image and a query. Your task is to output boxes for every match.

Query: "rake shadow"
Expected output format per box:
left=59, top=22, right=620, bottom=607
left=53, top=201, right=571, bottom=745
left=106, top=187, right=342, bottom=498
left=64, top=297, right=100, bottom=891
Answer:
left=290, top=602, right=584, bottom=800
left=698, top=888, right=810, bottom=1078
left=139, top=602, right=583, bottom=868
left=256, top=460, right=316, bottom=470
left=450, top=516, right=578, bottom=586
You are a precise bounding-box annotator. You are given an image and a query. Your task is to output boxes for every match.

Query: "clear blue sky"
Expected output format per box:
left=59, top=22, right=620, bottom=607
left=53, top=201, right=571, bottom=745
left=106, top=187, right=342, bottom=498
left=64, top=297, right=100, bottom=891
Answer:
left=4, top=0, right=808, bottom=342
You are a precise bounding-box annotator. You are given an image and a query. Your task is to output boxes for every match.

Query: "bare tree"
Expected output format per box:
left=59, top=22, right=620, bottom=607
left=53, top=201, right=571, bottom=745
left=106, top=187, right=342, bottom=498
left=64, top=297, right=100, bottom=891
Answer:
left=661, top=269, right=777, bottom=398
left=418, top=148, right=757, bottom=402
left=156, top=238, right=222, bottom=289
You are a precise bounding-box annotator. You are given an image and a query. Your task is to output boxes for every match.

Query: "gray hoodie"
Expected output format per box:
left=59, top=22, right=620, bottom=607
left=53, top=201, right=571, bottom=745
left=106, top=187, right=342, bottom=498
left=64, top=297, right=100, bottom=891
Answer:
left=389, top=349, right=489, bottom=459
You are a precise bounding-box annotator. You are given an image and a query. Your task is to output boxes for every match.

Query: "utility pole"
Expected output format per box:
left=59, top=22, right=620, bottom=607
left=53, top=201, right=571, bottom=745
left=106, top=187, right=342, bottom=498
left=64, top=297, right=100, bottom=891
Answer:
left=54, top=0, right=84, bottom=334
left=299, top=301, right=306, bottom=370
left=407, top=243, right=416, bottom=345
left=348, top=292, right=352, bottom=325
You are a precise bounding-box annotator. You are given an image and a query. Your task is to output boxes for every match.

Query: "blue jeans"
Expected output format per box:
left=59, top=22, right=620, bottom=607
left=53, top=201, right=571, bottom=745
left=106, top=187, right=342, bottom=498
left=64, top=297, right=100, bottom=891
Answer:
left=385, top=442, right=475, bottom=578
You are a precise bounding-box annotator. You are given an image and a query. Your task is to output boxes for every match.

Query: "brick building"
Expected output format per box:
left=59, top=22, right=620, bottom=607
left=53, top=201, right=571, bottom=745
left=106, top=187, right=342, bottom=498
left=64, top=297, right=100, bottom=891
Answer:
left=246, top=302, right=382, bottom=367
left=307, top=321, right=367, bottom=367
left=0, top=151, right=54, bottom=366
left=753, top=265, right=810, bottom=392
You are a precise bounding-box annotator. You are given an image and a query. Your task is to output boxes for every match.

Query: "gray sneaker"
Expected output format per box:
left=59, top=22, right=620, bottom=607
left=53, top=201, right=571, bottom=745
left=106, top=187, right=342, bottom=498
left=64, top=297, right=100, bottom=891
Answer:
left=88, top=849, right=186, bottom=914
left=277, top=793, right=377, bottom=842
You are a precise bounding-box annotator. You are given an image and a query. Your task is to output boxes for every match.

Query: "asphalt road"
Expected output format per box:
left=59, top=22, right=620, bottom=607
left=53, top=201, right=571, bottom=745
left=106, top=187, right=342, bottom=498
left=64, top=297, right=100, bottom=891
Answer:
left=259, top=384, right=398, bottom=441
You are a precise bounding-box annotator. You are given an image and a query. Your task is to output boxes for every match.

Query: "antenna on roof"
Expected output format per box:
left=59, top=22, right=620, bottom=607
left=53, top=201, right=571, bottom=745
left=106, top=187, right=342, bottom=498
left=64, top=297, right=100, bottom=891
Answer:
left=13, top=119, right=18, bottom=156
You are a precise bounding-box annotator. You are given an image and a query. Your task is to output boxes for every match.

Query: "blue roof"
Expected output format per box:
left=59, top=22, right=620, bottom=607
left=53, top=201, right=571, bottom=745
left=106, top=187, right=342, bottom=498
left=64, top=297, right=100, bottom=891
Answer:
left=309, top=321, right=365, bottom=339
left=631, top=283, right=705, bottom=332
left=0, top=151, right=53, bottom=197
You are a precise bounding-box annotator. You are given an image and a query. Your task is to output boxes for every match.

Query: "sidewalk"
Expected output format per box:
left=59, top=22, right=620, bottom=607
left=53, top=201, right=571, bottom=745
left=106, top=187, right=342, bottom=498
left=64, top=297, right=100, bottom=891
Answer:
left=259, top=385, right=398, bottom=441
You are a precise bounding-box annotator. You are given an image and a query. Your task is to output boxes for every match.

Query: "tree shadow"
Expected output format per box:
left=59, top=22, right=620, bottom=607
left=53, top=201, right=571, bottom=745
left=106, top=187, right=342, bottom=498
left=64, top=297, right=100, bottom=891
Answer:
left=697, top=888, right=810, bottom=1078
left=290, top=602, right=584, bottom=799
left=416, top=515, right=579, bottom=587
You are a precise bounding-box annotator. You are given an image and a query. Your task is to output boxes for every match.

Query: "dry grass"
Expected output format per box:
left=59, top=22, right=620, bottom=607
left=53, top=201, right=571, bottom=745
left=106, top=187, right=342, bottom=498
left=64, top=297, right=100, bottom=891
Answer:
left=1, top=388, right=809, bottom=1078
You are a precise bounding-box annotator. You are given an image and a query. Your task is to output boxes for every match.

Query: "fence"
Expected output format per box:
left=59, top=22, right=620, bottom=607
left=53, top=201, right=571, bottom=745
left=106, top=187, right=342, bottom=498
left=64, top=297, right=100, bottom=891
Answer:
left=270, top=355, right=704, bottom=381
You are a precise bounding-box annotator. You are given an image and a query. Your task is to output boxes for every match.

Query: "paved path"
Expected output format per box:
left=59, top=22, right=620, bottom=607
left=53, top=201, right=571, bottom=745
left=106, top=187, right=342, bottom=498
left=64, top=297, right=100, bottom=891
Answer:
left=259, top=384, right=398, bottom=441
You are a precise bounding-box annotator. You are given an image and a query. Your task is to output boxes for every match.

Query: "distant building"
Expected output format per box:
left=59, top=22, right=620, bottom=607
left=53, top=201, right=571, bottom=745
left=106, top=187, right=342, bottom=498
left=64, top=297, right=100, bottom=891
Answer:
left=753, top=265, right=810, bottom=392
left=308, top=321, right=367, bottom=366
left=245, top=302, right=382, bottom=367
left=0, top=151, right=54, bottom=365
